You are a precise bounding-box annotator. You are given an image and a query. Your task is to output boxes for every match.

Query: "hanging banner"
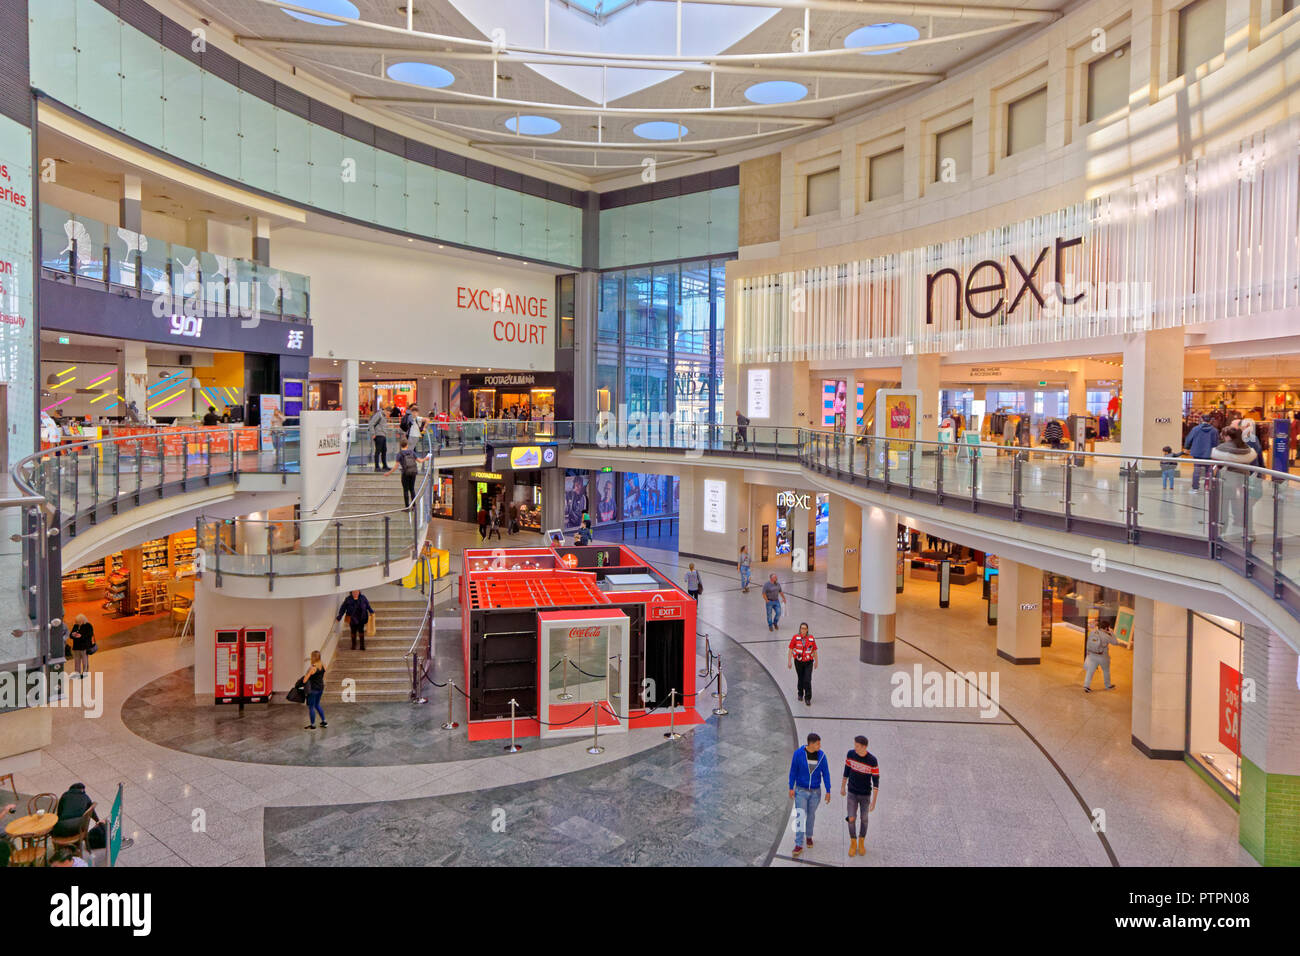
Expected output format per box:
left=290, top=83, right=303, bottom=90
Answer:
left=877, top=389, right=921, bottom=451
left=1219, top=662, right=1242, bottom=757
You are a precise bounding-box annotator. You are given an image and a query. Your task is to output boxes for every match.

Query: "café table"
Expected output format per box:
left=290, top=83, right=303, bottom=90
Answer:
left=5, top=811, right=56, bottom=866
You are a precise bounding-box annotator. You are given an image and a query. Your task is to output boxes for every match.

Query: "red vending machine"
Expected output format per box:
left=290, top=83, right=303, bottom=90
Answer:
left=214, top=629, right=241, bottom=703
left=240, top=627, right=273, bottom=703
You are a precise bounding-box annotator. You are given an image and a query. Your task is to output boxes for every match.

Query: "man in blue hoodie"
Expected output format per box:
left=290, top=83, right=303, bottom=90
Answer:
left=787, top=732, right=832, bottom=856
left=1183, top=413, right=1220, bottom=492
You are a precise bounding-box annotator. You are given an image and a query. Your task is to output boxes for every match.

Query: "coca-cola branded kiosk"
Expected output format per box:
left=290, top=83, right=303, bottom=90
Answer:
left=459, top=544, right=699, bottom=741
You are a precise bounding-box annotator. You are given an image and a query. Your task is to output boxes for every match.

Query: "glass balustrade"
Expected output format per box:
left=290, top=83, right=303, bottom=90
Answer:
left=37, top=204, right=312, bottom=321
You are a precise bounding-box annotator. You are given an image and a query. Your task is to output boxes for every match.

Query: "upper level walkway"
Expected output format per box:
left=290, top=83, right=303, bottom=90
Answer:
left=9, top=420, right=1299, bottom=668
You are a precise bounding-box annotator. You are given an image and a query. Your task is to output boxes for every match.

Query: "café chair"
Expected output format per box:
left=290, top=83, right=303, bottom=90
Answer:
left=27, top=793, right=56, bottom=815
left=49, top=804, right=97, bottom=863
left=0, top=773, right=15, bottom=802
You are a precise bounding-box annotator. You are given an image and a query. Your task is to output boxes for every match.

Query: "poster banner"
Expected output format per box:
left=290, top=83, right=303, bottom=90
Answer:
left=595, top=472, right=617, bottom=523
left=1114, top=606, right=1135, bottom=647
left=1219, top=662, right=1242, bottom=756
left=622, top=473, right=643, bottom=519
left=109, top=783, right=123, bottom=867
left=564, top=473, right=589, bottom=527
left=877, top=389, right=920, bottom=451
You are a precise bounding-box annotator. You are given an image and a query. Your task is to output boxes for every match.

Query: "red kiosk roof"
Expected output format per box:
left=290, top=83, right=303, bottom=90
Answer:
left=466, top=571, right=610, bottom=610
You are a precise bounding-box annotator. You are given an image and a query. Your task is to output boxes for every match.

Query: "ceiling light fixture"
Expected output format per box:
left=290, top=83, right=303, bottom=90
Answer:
left=634, top=121, right=688, bottom=140
left=505, top=115, right=561, bottom=135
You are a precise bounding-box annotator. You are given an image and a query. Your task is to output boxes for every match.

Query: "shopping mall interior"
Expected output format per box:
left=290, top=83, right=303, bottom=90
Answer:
left=1, top=0, right=1298, bottom=903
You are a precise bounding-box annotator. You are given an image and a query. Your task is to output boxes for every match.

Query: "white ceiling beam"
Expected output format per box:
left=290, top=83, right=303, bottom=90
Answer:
left=235, top=38, right=944, bottom=82
left=250, top=1, right=1052, bottom=60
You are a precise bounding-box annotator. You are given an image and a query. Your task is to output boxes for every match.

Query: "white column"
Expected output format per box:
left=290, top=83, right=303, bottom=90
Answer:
left=827, top=494, right=861, bottom=591
left=1121, top=327, right=1185, bottom=459
left=859, top=504, right=897, bottom=664
left=1067, top=367, right=1087, bottom=417
left=343, top=359, right=360, bottom=431
left=121, top=341, right=148, bottom=419
left=902, top=354, right=941, bottom=442
left=996, top=559, right=1042, bottom=664
left=1131, top=597, right=1188, bottom=757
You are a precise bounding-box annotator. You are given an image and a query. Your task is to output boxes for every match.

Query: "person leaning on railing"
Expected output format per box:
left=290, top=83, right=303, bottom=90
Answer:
left=1211, top=426, right=1259, bottom=535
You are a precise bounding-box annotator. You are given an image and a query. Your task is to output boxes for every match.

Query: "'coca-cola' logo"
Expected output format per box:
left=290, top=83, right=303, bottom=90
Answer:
left=568, top=626, right=601, bottom=639
left=889, top=402, right=912, bottom=429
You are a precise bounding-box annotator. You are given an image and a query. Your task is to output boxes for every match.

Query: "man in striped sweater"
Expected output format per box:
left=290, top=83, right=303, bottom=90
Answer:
left=840, top=735, right=880, bottom=858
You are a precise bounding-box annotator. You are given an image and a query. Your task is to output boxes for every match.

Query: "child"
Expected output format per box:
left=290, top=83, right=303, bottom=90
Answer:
left=1160, top=445, right=1179, bottom=491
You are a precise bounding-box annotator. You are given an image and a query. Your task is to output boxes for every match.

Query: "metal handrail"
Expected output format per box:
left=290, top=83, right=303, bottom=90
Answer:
left=10, top=425, right=302, bottom=499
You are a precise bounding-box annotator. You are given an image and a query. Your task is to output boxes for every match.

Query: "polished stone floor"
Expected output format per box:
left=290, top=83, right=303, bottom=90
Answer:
left=10, top=521, right=1251, bottom=867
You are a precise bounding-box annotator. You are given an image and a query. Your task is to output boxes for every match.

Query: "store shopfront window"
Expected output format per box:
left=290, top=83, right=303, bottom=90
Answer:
left=1186, top=611, right=1244, bottom=799
left=596, top=256, right=731, bottom=425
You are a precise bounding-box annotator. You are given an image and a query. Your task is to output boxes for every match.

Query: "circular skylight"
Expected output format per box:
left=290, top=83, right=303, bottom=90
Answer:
left=634, top=121, right=688, bottom=140
left=844, top=23, right=920, bottom=55
left=744, top=81, right=808, bottom=104
left=386, top=62, right=455, bottom=88
left=281, top=0, right=358, bottom=27
left=506, top=115, right=562, bottom=135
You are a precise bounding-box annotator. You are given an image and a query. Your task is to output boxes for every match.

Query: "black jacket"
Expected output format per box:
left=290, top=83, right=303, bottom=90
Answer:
left=52, top=784, right=98, bottom=837
left=337, top=594, right=372, bottom=626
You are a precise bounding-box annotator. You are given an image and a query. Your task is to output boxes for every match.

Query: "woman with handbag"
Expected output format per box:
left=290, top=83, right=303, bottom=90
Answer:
left=69, top=614, right=95, bottom=678
left=302, top=650, right=327, bottom=730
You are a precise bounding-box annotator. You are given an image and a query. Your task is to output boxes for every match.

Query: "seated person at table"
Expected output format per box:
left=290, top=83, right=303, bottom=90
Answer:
left=51, top=782, right=99, bottom=840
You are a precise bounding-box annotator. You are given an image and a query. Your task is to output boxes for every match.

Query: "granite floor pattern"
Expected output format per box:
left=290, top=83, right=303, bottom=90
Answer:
left=261, top=621, right=795, bottom=866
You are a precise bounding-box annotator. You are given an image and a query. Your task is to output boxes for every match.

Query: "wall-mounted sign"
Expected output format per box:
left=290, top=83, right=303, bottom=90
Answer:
left=168, top=314, right=203, bottom=338
left=926, top=236, right=1084, bottom=325
left=702, top=479, right=726, bottom=533
left=747, top=368, right=770, bottom=419
left=470, top=471, right=504, bottom=481
left=316, top=432, right=342, bottom=457
left=776, top=490, right=810, bottom=510
left=488, top=443, right=558, bottom=471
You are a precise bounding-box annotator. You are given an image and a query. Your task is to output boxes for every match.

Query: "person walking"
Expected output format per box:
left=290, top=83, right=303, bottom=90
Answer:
left=786, top=622, right=818, bottom=706
left=302, top=650, right=327, bottom=730
left=387, top=438, right=427, bottom=508
left=1160, top=445, right=1179, bottom=492
left=68, top=614, right=94, bottom=678
left=762, top=573, right=787, bottom=631
left=477, top=504, right=490, bottom=541
left=684, top=563, right=702, bottom=600
left=738, top=545, right=752, bottom=592
left=336, top=589, right=373, bottom=652
left=787, top=732, right=832, bottom=857
left=509, top=501, right=520, bottom=535
left=487, top=502, right=503, bottom=540
left=733, top=409, right=751, bottom=451
left=841, top=735, right=880, bottom=858
left=368, top=401, right=389, bottom=471
left=1083, top=621, right=1120, bottom=692
left=1183, top=413, right=1220, bottom=493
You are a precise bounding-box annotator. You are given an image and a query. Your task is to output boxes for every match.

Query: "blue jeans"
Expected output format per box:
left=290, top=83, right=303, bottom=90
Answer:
left=740, top=566, right=751, bottom=589
left=306, top=691, right=325, bottom=725
left=792, top=786, right=821, bottom=848
left=766, top=599, right=781, bottom=628
left=1161, top=472, right=1174, bottom=489
left=1191, top=463, right=1210, bottom=490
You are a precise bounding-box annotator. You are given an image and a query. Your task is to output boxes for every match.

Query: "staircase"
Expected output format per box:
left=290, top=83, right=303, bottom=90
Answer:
left=328, top=599, right=428, bottom=702
left=303, top=471, right=418, bottom=563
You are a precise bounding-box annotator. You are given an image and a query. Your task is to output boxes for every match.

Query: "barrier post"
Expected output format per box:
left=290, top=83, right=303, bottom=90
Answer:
left=586, top=702, right=604, bottom=755
left=557, top=654, right=573, bottom=700
left=712, top=658, right=729, bottom=716
left=663, top=688, right=681, bottom=740
left=504, top=698, right=523, bottom=752
left=698, top=634, right=712, bottom=678
left=442, top=679, right=459, bottom=730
